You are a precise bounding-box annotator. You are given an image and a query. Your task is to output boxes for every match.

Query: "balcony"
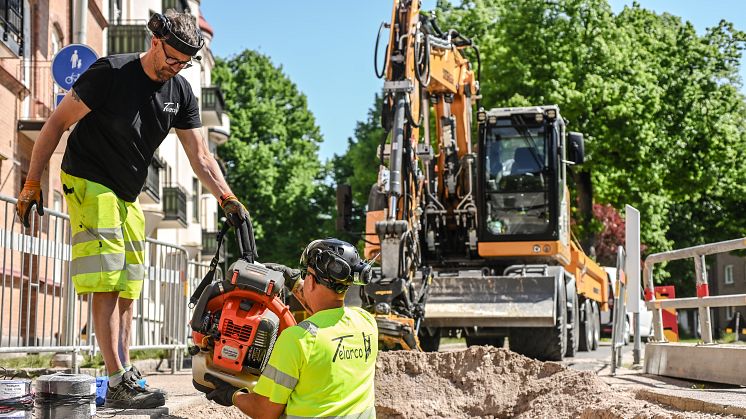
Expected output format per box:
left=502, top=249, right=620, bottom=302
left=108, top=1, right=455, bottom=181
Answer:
left=140, top=156, right=164, bottom=204
left=108, top=21, right=150, bottom=55
left=17, top=61, right=55, bottom=140
left=161, top=185, right=188, bottom=228
left=201, top=86, right=225, bottom=127
left=201, top=229, right=219, bottom=256
left=162, top=0, right=189, bottom=13
left=0, top=0, right=23, bottom=57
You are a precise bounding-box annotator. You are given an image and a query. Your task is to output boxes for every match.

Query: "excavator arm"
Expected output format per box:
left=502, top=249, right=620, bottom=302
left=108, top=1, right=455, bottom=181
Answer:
left=361, top=0, right=480, bottom=350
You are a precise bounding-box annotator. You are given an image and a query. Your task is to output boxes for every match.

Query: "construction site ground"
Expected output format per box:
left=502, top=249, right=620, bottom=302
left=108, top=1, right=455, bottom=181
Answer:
left=94, top=340, right=746, bottom=419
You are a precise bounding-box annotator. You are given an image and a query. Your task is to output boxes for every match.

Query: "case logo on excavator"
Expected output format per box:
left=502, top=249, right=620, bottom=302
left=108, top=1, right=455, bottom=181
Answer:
left=375, top=290, right=393, bottom=295
left=442, top=69, right=454, bottom=85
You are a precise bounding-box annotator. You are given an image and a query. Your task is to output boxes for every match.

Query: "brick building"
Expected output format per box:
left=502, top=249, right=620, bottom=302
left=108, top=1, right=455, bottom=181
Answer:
left=0, top=0, right=229, bottom=347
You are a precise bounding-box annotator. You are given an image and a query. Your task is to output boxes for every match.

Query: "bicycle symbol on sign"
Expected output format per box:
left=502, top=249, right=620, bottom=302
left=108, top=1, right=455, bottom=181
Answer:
left=64, top=73, right=81, bottom=85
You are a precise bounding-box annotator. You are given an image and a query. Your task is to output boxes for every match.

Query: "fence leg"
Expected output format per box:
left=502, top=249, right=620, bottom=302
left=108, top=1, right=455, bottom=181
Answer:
left=736, top=313, right=741, bottom=342
left=171, top=349, right=177, bottom=374
left=633, top=312, right=641, bottom=365
left=694, top=255, right=713, bottom=344
left=71, top=348, right=79, bottom=374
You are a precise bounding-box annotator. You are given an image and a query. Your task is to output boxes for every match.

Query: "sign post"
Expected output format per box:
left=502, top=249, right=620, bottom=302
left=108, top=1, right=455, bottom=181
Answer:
left=625, top=205, right=641, bottom=365
left=52, top=43, right=98, bottom=345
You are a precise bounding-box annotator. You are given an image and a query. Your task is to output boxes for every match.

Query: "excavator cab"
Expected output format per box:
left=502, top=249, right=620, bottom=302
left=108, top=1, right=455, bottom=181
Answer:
left=480, top=108, right=558, bottom=243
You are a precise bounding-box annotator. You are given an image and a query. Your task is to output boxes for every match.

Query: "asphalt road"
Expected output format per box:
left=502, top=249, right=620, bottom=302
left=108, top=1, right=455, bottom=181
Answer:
left=562, top=341, right=643, bottom=374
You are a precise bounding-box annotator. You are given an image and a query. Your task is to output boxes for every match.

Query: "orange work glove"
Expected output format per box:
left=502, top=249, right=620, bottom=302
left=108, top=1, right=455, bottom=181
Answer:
left=16, top=180, right=44, bottom=228
left=219, top=194, right=250, bottom=226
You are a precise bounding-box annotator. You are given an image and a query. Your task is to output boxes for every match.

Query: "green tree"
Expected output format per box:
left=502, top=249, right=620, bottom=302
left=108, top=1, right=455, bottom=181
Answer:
left=213, top=50, right=334, bottom=265
left=437, top=1, right=746, bottom=281
left=331, top=1, right=746, bottom=293
left=330, top=95, right=386, bottom=248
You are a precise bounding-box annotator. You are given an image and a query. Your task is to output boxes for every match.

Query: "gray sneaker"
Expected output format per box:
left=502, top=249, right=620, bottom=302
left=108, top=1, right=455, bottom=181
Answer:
left=105, top=370, right=166, bottom=409
left=129, top=365, right=166, bottom=395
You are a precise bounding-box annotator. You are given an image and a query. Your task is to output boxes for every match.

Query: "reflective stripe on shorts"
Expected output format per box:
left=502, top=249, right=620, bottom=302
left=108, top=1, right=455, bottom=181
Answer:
left=71, top=253, right=125, bottom=276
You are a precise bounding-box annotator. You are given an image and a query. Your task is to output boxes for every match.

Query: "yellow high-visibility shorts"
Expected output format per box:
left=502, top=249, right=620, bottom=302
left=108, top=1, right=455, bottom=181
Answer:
left=61, top=171, right=146, bottom=299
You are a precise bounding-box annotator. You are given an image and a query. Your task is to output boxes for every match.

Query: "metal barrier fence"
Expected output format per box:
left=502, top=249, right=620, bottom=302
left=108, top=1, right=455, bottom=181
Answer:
left=0, top=194, right=198, bottom=373
left=643, top=237, right=746, bottom=344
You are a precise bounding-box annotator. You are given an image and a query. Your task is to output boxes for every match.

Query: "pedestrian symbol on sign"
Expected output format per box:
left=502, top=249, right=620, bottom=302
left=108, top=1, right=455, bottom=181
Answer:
left=70, top=49, right=83, bottom=69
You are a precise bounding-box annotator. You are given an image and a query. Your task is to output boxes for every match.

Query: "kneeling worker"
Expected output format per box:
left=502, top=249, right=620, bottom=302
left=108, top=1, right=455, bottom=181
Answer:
left=205, top=238, right=378, bottom=418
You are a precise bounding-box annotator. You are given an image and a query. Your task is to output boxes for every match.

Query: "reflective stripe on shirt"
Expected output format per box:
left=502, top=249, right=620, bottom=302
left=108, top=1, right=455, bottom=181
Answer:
left=283, top=405, right=376, bottom=419
left=262, top=364, right=299, bottom=390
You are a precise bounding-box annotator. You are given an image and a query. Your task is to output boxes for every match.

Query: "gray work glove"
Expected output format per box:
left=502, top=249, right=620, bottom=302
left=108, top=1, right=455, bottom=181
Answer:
left=204, top=374, right=248, bottom=407
left=264, top=263, right=302, bottom=291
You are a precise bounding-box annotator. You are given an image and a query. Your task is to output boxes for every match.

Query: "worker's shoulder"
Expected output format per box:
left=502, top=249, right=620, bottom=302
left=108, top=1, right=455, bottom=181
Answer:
left=100, top=53, right=138, bottom=70
left=285, top=319, right=321, bottom=339
left=346, top=306, right=376, bottom=325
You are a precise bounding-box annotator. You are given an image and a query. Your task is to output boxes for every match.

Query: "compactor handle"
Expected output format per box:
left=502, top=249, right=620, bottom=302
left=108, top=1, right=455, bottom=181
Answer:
left=188, top=213, right=258, bottom=307
left=230, top=212, right=258, bottom=263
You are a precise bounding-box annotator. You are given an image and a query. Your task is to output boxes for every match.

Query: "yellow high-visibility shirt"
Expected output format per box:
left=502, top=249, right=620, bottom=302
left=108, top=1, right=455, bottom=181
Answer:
left=253, top=306, right=378, bottom=418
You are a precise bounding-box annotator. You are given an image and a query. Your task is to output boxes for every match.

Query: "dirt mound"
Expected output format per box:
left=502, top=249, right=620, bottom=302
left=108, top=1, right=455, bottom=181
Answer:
left=375, top=346, right=710, bottom=419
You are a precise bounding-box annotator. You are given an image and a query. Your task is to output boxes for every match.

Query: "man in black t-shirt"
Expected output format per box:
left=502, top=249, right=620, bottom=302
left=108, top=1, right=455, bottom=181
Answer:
left=16, top=11, right=249, bottom=409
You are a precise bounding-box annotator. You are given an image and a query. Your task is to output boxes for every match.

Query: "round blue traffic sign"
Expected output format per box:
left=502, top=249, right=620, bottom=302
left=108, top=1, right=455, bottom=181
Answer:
left=51, top=44, right=98, bottom=91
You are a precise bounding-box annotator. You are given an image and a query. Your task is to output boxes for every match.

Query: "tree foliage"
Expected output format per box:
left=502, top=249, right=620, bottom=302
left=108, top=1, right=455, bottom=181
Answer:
left=213, top=50, right=333, bottom=265
left=330, top=95, right=386, bottom=243
left=336, top=1, right=746, bottom=293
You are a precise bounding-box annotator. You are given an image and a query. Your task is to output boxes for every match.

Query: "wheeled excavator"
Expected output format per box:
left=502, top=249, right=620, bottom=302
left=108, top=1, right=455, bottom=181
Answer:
left=339, top=0, right=611, bottom=360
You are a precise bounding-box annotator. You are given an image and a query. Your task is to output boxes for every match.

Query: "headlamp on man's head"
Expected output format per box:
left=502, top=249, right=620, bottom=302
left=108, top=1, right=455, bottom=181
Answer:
left=147, top=13, right=204, bottom=58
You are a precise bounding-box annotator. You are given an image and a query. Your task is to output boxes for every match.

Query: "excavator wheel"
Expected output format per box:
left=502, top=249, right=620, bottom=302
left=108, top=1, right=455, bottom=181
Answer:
left=509, top=285, right=567, bottom=361
left=591, top=300, right=601, bottom=350
left=565, top=291, right=579, bottom=357
left=578, top=299, right=594, bottom=352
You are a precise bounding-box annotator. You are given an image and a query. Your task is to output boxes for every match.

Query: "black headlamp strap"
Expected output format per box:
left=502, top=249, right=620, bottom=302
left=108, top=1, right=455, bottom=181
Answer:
left=164, top=30, right=205, bottom=57
left=149, top=13, right=204, bottom=57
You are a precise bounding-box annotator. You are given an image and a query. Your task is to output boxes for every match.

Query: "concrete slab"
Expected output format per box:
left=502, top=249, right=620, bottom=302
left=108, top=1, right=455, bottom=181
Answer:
left=645, top=343, right=746, bottom=386
left=96, top=407, right=169, bottom=418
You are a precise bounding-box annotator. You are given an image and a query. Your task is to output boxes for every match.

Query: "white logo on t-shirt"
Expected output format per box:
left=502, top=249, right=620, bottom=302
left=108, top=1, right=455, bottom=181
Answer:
left=163, top=102, right=180, bottom=114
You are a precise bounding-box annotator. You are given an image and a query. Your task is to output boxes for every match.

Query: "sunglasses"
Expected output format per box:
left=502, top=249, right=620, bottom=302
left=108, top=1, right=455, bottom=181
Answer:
left=160, top=42, right=194, bottom=69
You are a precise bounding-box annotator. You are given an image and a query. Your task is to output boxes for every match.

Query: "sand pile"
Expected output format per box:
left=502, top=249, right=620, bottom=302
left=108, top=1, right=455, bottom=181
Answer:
left=375, top=346, right=723, bottom=419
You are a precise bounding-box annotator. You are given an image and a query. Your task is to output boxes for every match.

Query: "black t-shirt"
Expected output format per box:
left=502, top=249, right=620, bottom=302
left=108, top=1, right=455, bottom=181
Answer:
left=61, top=53, right=201, bottom=202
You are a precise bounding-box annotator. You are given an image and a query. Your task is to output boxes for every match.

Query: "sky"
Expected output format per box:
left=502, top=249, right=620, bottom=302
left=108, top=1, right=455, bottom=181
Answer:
left=200, top=1, right=745, bottom=162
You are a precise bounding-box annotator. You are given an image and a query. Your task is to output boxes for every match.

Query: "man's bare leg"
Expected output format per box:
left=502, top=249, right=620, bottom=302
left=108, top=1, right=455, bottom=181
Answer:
left=118, top=297, right=135, bottom=368
left=92, top=291, right=123, bottom=375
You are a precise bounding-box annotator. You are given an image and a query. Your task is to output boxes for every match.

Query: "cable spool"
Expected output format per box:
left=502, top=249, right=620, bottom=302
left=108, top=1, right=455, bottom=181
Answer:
left=0, top=379, right=32, bottom=419
left=34, top=373, right=95, bottom=419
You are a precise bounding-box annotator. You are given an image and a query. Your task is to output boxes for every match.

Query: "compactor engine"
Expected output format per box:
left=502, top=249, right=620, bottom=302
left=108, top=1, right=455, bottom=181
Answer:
left=190, top=217, right=296, bottom=393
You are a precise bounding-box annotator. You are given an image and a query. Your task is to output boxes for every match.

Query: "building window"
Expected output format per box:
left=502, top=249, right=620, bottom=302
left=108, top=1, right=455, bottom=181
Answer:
left=0, top=0, right=24, bottom=56
left=724, top=264, right=734, bottom=284
left=725, top=306, right=734, bottom=321
left=192, top=178, right=199, bottom=223
left=53, top=191, right=63, bottom=212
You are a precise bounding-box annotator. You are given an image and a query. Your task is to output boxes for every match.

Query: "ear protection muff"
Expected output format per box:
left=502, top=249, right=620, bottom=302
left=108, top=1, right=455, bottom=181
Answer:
left=314, top=249, right=352, bottom=282
left=311, top=249, right=372, bottom=287
left=147, top=13, right=205, bottom=57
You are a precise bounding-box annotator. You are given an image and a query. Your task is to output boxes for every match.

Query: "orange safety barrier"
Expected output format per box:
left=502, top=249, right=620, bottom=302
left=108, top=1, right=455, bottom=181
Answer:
left=654, top=286, right=679, bottom=342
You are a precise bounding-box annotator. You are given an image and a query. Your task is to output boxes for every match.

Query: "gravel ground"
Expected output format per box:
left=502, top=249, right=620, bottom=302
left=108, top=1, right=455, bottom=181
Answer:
left=144, top=347, right=743, bottom=419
